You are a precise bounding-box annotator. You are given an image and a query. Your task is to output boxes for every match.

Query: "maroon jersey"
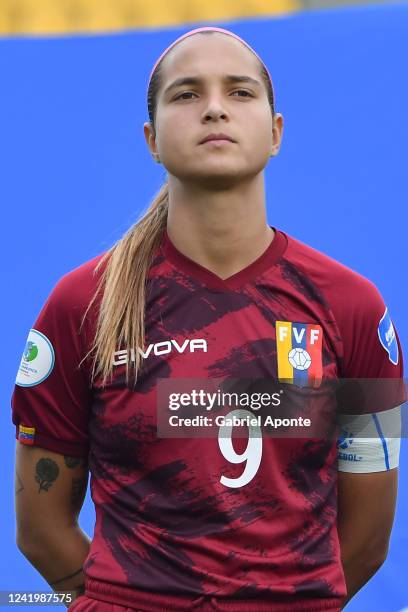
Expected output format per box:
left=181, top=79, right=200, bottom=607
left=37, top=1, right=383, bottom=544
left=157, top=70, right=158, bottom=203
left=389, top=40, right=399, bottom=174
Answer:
left=12, top=227, right=406, bottom=612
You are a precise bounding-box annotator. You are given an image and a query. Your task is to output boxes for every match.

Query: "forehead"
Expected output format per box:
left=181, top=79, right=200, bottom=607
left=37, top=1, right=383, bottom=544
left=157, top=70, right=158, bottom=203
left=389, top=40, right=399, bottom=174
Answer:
left=159, top=33, right=261, bottom=84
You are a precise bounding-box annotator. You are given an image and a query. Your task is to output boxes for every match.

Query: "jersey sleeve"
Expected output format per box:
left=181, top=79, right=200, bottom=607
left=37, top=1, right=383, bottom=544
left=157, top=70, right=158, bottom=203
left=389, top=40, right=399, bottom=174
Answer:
left=332, top=276, right=406, bottom=472
left=11, top=272, right=94, bottom=458
left=335, top=276, right=407, bottom=416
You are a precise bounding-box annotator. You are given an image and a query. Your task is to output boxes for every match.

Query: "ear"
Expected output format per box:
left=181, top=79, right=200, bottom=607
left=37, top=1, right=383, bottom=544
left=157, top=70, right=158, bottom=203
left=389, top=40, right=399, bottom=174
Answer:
left=270, top=113, right=284, bottom=157
left=143, top=122, right=160, bottom=161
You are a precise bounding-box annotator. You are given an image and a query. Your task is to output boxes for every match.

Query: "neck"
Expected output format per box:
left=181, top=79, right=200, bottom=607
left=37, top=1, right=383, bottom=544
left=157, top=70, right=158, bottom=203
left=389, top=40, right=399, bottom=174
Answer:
left=165, top=173, right=274, bottom=279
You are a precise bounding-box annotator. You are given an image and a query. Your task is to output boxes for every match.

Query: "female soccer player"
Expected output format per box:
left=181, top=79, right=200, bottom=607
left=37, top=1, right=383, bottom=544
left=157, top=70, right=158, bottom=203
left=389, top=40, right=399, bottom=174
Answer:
left=12, top=26, right=405, bottom=612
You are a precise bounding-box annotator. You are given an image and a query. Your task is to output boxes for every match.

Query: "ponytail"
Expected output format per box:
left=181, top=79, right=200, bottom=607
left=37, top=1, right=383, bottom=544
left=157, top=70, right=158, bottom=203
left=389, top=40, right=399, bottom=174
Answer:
left=81, top=181, right=169, bottom=386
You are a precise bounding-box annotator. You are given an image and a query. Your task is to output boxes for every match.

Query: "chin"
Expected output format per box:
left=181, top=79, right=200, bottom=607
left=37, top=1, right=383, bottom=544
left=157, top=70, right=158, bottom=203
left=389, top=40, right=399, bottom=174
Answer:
left=189, top=171, right=252, bottom=191
left=168, top=160, right=263, bottom=187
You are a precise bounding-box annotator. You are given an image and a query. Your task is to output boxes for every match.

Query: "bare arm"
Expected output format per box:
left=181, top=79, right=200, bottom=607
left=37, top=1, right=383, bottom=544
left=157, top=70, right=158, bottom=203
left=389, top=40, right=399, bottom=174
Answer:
left=15, top=443, right=91, bottom=606
left=337, top=469, right=398, bottom=608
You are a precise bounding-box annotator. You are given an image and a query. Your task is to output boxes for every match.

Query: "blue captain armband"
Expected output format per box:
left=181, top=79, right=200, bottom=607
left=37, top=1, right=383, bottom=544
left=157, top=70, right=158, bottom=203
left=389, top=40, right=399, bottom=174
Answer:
left=337, top=405, right=401, bottom=472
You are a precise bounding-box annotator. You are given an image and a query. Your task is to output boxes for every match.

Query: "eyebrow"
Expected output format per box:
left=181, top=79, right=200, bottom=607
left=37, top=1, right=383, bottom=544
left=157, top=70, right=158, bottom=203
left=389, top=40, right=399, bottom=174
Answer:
left=163, top=74, right=262, bottom=95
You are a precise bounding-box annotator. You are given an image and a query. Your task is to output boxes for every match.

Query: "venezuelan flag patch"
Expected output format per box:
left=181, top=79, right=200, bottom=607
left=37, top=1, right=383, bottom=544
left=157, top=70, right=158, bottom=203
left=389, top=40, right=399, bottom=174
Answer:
left=19, top=424, right=36, bottom=445
left=276, top=321, right=323, bottom=388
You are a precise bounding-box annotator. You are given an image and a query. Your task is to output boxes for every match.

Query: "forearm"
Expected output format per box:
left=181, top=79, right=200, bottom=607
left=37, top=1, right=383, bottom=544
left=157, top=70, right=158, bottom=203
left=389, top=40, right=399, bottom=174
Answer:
left=18, top=524, right=91, bottom=607
left=340, top=542, right=385, bottom=608
left=337, top=470, right=397, bottom=609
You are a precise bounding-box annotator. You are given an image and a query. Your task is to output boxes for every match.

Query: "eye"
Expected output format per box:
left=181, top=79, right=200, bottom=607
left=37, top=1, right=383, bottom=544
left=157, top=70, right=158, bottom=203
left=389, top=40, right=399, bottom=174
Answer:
left=173, top=89, right=254, bottom=101
left=231, top=90, right=254, bottom=97
left=174, top=91, right=198, bottom=101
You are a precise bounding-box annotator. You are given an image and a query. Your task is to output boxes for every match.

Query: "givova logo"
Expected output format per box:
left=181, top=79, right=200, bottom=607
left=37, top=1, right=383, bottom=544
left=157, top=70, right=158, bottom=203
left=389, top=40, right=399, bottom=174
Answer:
left=16, top=329, right=55, bottom=387
left=113, top=338, right=207, bottom=365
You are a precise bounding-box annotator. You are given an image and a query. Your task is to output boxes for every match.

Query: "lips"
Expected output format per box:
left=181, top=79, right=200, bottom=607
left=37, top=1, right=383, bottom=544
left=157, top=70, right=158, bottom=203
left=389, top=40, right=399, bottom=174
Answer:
left=199, top=133, right=236, bottom=144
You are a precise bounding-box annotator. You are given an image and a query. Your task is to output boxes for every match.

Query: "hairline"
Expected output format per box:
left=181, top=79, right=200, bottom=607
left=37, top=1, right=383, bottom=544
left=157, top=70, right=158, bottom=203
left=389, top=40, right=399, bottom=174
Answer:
left=148, top=31, right=274, bottom=129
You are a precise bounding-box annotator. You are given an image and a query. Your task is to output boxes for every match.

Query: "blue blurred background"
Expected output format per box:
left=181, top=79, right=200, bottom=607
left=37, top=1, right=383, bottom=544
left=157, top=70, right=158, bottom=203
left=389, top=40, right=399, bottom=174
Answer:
left=1, top=2, right=407, bottom=610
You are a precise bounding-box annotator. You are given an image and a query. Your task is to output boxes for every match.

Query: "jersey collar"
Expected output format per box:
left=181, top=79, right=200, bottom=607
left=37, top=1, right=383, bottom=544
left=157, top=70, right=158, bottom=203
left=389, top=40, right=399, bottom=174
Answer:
left=160, top=226, right=287, bottom=291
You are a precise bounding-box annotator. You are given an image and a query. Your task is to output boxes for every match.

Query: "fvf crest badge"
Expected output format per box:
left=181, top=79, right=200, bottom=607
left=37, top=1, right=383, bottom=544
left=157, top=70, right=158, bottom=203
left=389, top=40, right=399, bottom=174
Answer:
left=276, top=321, right=323, bottom=388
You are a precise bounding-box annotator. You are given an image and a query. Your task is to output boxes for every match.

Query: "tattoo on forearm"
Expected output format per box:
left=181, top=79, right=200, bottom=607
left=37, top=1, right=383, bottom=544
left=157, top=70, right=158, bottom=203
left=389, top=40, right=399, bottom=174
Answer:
left=64, top=456, right=88, bottom=469
left=64, top=456, right=81, bottom=469
left=35, top=458, right=59, bottom=492
left=71, top=476, right=88, bottom=507
left=15, top=472, right=24, bottom=495
left=50, top=567, right=83, bottom=586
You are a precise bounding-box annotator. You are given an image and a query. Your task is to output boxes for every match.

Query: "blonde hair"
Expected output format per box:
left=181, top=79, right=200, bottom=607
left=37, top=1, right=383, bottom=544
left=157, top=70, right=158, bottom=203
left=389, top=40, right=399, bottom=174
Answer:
left=81, top=182, right=168, bottom=386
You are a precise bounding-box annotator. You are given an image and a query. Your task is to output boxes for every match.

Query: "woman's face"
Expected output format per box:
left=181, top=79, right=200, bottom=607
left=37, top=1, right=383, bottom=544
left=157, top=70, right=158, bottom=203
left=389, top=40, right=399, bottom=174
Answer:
left=144, top=33, right=283, bottom=188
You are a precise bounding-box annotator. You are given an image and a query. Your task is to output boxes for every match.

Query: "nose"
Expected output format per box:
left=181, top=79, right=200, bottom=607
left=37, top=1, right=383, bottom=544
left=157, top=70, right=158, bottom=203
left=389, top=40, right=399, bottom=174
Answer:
left=201, top=93, right=229, bottom=122
left=202, top=107, right=228, bottom=122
